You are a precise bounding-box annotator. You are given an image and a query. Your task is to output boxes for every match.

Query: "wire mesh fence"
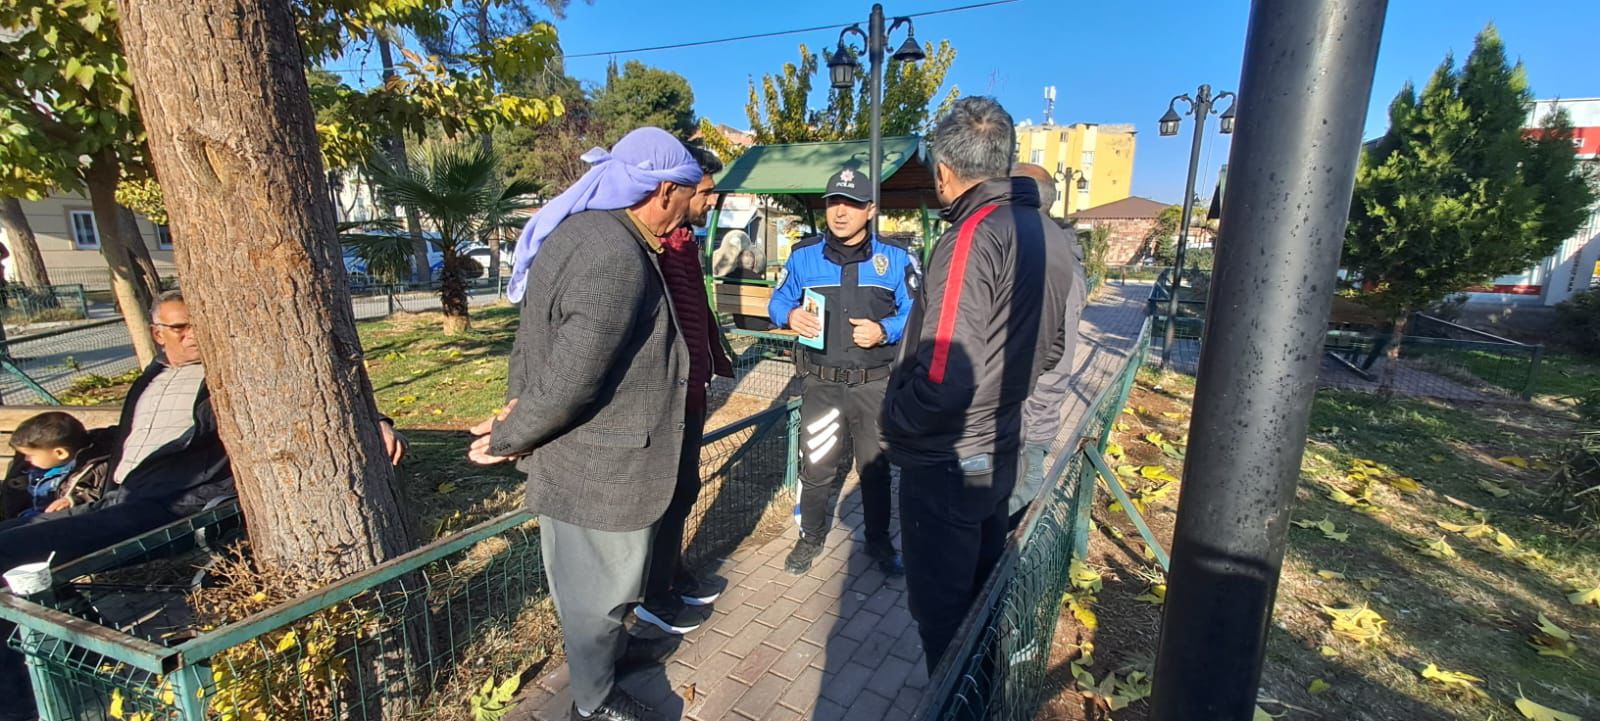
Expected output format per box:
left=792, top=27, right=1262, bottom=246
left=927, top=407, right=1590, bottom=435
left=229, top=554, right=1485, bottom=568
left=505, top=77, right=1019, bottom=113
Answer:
left=1148, top=280, right=1544, bottom=402
left=710, top=333, right=803, bottom=406
left=915, top=318, right=1152, bottom=721
left=0, top=320, right=140, bottom=404
left=1, top=285, right=91, bottom=327
left=3, top=388, right=801, bottom=721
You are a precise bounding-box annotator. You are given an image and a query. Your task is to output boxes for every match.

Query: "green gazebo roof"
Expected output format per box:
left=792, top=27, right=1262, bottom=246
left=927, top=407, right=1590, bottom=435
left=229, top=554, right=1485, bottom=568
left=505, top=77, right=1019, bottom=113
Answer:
left=713, top=136, right=937, bottom=210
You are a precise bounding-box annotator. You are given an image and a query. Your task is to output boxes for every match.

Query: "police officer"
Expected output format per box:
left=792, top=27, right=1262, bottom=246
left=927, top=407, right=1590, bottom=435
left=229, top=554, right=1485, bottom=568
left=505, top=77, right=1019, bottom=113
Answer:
left=768, top=166, right=917, bottom=577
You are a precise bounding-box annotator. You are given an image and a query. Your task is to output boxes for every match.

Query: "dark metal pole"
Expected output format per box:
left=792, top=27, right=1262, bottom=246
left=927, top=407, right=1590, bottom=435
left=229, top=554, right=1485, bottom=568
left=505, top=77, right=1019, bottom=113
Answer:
left=867, top=4, right=885, bottom=236
left=1148, top=2, right=1387, bottom=719
left=1160, top=89, right=1209, bottom=369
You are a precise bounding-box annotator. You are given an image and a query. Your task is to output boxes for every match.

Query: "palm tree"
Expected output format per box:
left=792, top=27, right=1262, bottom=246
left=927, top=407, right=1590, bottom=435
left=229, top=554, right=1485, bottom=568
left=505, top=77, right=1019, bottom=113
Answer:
left=364, top=143, right=538, bottom=334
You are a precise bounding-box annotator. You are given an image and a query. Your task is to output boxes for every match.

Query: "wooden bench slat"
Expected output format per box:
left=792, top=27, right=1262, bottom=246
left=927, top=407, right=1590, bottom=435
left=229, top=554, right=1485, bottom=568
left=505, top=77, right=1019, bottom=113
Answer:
left=715, top=285, right=775, bottom=318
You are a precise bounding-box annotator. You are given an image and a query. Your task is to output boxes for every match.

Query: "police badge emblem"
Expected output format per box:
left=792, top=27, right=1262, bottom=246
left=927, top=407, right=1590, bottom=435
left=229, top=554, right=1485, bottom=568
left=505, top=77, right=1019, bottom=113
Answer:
left=872, top=253, right=889, bottom=277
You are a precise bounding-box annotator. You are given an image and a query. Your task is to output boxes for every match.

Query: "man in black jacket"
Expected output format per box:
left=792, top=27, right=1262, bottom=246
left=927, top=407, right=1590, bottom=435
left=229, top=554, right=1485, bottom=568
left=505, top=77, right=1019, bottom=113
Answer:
left=882, top=97, right=1074, bottom=671
left=0, top=290, right=407, bottom=721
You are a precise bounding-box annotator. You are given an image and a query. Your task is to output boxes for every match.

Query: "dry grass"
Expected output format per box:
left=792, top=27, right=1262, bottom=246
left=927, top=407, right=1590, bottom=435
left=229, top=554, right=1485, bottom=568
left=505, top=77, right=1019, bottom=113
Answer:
left=1038, top=369, right=1600, bottom=721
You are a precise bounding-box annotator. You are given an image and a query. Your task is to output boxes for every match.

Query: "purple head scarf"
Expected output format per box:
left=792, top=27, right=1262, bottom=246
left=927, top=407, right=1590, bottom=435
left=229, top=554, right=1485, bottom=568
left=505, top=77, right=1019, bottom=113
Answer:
left=506, top=127, right=703, bottom=302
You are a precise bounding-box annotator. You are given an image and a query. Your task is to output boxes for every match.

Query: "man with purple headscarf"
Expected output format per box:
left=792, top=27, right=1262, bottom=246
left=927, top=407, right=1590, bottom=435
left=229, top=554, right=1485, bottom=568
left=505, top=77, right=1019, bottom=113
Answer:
left=468, top=127, right=701, bottom=721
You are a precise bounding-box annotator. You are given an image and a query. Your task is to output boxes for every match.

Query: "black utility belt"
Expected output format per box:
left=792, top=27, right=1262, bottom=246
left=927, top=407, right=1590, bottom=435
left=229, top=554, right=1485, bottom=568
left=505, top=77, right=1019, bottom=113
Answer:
left=801, top=362, right=892, bottom=385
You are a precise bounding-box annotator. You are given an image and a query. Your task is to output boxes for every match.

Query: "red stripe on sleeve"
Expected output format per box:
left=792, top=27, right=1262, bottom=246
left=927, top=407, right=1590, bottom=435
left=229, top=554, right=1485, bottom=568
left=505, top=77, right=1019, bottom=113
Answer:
left=929, top=205, right=999, bottom=384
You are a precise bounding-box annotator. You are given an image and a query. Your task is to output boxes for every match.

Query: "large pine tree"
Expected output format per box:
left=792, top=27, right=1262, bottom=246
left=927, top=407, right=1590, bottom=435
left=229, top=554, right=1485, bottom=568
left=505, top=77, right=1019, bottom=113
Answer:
left=1344, top=26, right=1596, bottom=320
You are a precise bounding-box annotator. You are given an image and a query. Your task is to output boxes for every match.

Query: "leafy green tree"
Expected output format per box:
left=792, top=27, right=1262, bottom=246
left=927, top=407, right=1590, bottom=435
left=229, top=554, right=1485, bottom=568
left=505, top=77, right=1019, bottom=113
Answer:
left=695, top=118, right=748, bottom=164
left=496, top=71, right=599, bottom=190
left=0, top=0, right=160, bottom=362
left=2, top=0, right=564, bottom=358
left=363, top=143, right=538, bottom=333
left=1145, top=205, right=1182, bottom=263
left=745, top=41, right=959, bottom=144
left=592, top=60, right=697, bottom=146
left=1345, top=26, right=1596, bottom=325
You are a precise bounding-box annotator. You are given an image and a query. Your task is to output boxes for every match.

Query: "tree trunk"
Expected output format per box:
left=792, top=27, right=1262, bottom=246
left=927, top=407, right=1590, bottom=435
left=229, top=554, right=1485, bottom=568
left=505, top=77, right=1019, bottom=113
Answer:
left=439, top=248, right=470, bottom=335
left=116, top=0, right=411, bottom=576
left=375, top=37, right=432, bottom=286
left=120, top=205, right=164, bottom=295
left=84, top=153, right=160, bottom=366
left=0, top=197, right=53, bottom=289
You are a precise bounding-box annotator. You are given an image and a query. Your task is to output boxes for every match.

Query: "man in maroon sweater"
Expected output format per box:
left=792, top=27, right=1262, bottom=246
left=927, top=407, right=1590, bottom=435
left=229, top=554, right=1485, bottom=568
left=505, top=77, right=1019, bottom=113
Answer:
left=635, top=144, right=737, bottom=635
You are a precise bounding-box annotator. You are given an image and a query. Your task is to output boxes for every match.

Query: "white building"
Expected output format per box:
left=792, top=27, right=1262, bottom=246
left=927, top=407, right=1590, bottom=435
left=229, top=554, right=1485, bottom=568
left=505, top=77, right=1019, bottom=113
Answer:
left=1467, top=98, right=1600, bottom=307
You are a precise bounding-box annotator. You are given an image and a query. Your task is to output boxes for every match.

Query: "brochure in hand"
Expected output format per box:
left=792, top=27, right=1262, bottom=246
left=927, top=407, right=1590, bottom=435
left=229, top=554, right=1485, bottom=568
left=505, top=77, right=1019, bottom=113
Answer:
left=799, top=289, right=826, bottom=350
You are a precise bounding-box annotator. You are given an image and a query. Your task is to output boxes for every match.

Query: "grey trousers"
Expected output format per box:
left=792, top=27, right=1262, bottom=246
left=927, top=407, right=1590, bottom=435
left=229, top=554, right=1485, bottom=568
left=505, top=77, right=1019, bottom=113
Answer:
left=540, top=515, right=655, bottom=712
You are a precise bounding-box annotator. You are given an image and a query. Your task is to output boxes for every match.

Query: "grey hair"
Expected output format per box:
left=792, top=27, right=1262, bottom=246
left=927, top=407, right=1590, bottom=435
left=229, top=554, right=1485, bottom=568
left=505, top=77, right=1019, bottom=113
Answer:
left=683, top=143, right=724, bottom=176
left=930, top=97, right=1016, bottom=183
left=149, top=289, right=184, bottom=321
left=1015, top=171, right=1058, bottom=212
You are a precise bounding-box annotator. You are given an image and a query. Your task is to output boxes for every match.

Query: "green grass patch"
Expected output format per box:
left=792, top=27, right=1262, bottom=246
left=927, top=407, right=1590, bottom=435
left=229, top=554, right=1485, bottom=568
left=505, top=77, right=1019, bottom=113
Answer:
left=357, top=304, right=518, bottom=429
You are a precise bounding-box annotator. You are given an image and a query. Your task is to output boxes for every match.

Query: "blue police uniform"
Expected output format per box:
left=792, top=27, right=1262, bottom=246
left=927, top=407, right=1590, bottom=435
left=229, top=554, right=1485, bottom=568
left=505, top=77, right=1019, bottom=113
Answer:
left=768, top=231, right=917, bottom=574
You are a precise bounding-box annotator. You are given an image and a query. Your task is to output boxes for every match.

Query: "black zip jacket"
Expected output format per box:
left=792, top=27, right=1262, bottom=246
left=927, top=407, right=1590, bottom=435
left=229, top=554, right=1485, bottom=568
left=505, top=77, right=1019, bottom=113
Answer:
left=882, top=177, right=1073, bottom=464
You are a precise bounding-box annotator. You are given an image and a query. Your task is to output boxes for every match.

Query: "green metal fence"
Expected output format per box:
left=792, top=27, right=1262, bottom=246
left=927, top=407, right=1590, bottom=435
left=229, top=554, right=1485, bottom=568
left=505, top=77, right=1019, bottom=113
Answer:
left=914, top=318, right=1153, bottom=721
left=1, top=284, right=90, bottom=326
left=2, top=397, right=801, bottom=721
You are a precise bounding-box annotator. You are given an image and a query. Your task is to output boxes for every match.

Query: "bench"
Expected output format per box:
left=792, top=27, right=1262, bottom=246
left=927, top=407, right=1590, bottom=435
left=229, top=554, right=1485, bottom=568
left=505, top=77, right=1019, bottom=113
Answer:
left=1, top=405, right=243, bottom=602
left=713, top=281, right=798, bottom=340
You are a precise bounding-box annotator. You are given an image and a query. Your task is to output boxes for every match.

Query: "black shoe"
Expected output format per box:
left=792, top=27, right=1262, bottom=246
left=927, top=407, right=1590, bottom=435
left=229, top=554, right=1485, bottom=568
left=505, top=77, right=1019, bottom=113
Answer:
left=616, top=634, right=680, bottom=675
left=571, top=688, right=662, bottom=721
left=633, top=599, right=712, bottom=635
left=864, top=537, right=905, bottom=577
left=784, top=537, right=825, bottom=575
left=675, top=573, right=727, bottom=606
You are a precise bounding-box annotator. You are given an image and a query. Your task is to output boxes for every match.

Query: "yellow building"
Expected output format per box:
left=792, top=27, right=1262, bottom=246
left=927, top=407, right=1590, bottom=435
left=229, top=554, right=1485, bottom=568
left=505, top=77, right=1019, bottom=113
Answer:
left=1014, top=122, right=1137, bottom=217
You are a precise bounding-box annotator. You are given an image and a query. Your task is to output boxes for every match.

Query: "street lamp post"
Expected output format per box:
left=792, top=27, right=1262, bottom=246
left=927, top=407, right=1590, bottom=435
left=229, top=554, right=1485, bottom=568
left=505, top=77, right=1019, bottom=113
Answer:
left=826, top=4, right=925, bottom=231
left=1053, top=166, right=1087, bottom=216
left=1157, top=84, right=1236, bottom=370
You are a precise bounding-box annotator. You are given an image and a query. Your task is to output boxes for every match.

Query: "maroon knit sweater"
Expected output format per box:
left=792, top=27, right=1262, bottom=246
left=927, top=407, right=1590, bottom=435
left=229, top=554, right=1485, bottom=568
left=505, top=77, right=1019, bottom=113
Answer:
left=659, top=226, right=733, bottom=411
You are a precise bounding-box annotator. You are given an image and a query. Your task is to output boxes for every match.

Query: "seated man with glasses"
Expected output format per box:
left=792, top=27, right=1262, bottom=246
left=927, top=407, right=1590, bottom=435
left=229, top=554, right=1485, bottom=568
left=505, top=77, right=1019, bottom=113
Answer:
left=0, top=289, right=408, bottom=721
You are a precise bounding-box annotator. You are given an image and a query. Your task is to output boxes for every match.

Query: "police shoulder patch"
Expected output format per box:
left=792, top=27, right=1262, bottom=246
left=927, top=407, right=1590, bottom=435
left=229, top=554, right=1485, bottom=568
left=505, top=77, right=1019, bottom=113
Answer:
left=776, top=265, right=789, bottom=288
left=872, top=253, right=889, bottom=277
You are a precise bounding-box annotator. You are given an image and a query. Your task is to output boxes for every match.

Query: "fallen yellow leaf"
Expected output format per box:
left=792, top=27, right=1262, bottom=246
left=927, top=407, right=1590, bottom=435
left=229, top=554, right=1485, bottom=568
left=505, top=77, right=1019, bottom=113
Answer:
left=1567, top=587, right=1600, bottom=607
left=1069, top=596, right=1098, bottom=630
left=1069, top=560, right=1103, bottom=593
left=1135, top=584, right=1167, bottom=605
left=1322, top=604, right=1386, bottom=643
left=1529, top=614, right=1577, bottom=659
left=1411, top=536, right=1457, bottom=559
left=1478, top=479, right=1512, bottom=498
left=436, top=481, right=458, bottom=494
left=1307, top=678, right=1331, bottom=695
left=1420, top=663, right=1488, bottom=699
left=276, top=629, right=298, bottom=653
left=1498, top=456, right=1529, bottom=469
left=1515, top=694, right=1581, bottom=721
left=1387, top=476, right=1422, bottom=493
left=1316, top=569, right=1346, bottom=580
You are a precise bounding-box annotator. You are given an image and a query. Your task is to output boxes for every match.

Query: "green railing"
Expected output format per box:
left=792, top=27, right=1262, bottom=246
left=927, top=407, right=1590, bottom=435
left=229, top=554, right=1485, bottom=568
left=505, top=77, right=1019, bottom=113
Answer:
left=914, top=317, right=1153, bottom=721
left=2, top=398, right=801, bottom=721
left=1, top=284, right=90, bottom=326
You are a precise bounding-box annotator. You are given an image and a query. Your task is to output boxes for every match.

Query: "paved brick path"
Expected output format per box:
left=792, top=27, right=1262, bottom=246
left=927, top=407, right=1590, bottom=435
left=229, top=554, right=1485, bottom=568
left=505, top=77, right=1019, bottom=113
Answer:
left=510, top=283, right=1152, bottom=721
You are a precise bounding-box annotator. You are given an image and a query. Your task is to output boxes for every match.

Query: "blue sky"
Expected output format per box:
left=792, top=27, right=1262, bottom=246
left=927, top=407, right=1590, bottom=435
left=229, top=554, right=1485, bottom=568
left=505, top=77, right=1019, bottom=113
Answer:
left=353, top=1, right=1598, bottom=204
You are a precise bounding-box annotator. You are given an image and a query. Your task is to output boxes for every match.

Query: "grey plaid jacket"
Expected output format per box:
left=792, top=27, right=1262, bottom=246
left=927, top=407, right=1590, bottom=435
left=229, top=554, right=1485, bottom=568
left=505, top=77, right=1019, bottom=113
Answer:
left=490, top=209, right=688, bottom=532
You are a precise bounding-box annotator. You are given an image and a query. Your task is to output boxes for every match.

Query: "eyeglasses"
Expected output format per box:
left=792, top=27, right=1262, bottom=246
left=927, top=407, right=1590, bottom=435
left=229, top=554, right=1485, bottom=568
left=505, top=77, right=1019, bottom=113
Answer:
left=153, top=322, right=195, bottom=335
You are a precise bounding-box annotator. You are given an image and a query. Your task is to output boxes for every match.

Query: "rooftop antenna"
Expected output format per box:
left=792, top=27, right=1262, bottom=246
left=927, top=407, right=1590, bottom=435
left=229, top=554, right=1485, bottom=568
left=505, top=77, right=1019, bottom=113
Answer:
left=1043, top=85, right=1057, bottom=126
